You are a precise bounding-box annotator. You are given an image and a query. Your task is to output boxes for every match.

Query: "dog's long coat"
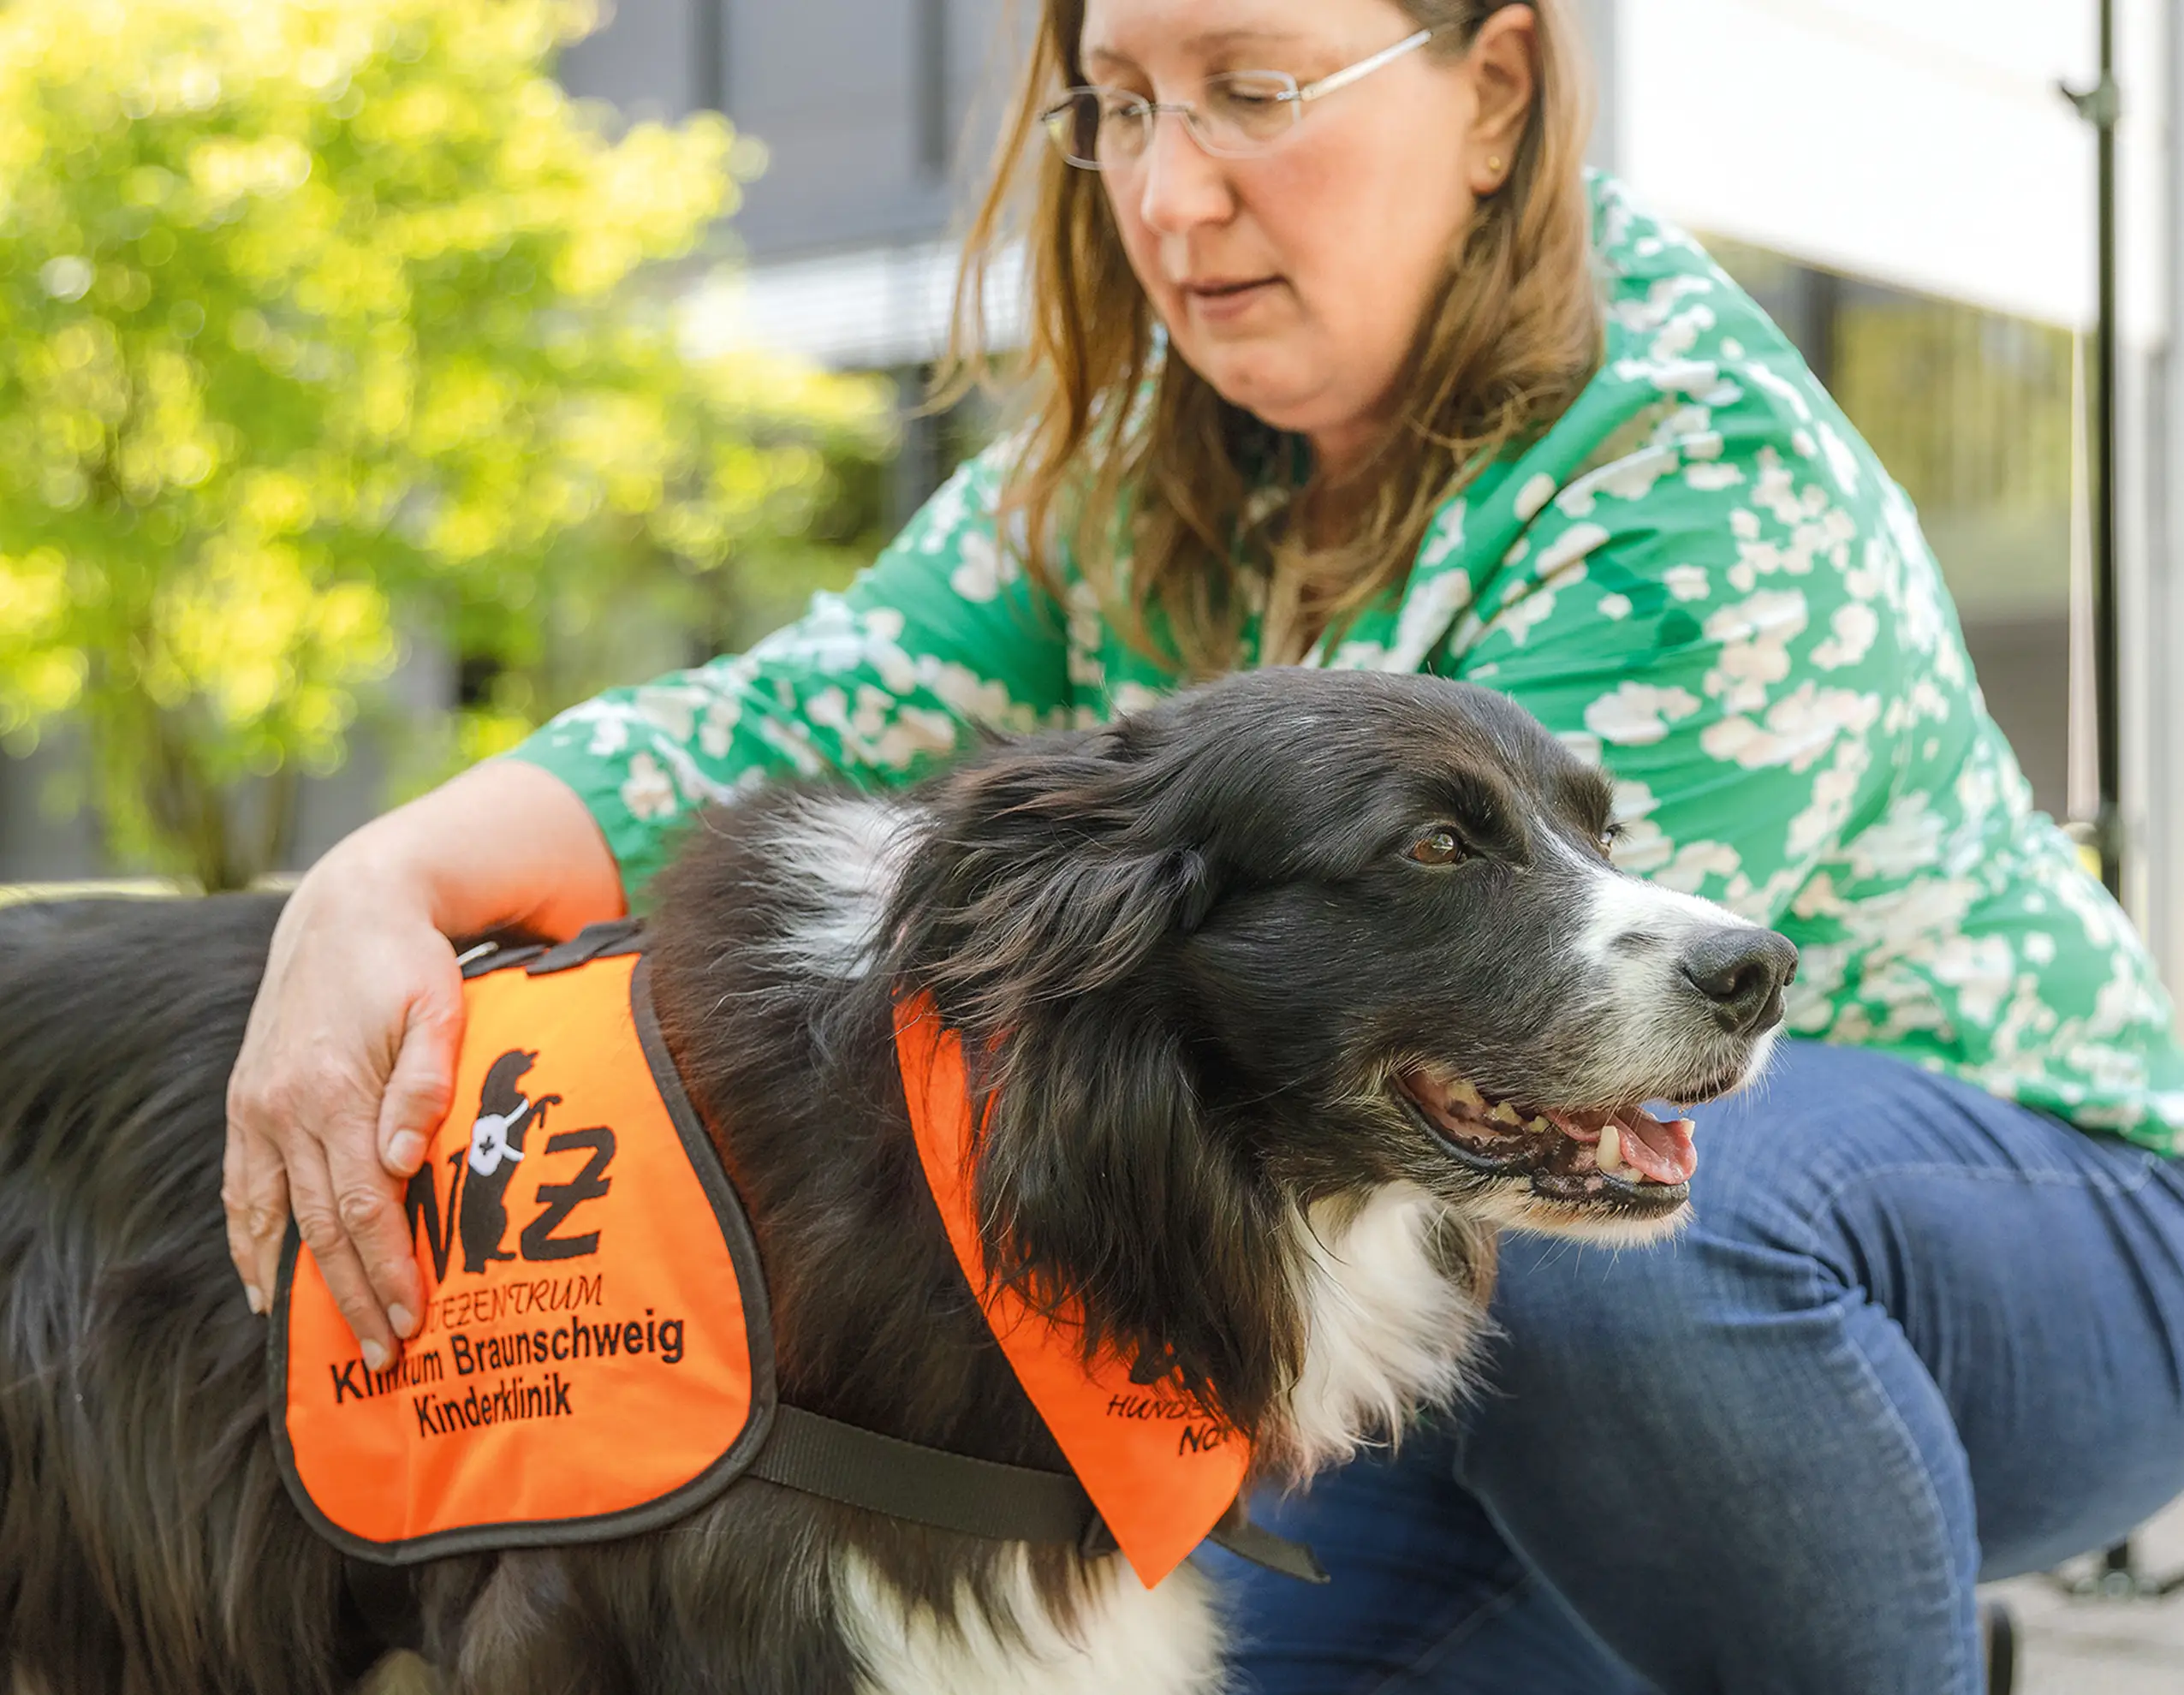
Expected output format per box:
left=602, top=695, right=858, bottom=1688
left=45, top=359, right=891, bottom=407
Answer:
left=0, top=672, right=1792, bottom=1694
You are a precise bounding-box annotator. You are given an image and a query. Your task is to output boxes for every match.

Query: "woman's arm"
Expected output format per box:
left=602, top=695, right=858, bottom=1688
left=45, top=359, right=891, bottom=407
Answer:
left=1436, top=374, right=2183, bottom=1129
left=224, top=758, right=622, bottom=1368
left=224, top=441, right=1072, bottom=1358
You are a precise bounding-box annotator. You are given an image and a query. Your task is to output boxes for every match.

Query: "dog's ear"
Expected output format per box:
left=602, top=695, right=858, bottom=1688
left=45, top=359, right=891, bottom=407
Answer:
left=890, top=738, right=1223, bottom=1029
left=969, top=996, right=1297, bottom=1435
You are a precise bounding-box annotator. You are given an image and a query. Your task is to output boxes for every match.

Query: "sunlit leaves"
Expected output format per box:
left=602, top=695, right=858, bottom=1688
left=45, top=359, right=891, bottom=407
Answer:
left=0, top=0, right=892, bottom=888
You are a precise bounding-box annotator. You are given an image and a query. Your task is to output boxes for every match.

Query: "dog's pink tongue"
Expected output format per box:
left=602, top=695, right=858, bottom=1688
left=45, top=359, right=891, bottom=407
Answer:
left=1618, top=1109, right=1697, bottom=1186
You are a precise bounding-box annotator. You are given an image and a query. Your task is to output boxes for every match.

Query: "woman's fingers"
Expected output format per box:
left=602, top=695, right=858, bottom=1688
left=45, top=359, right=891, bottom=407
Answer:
left=380, top=982, right=461, bottom=1181
left=218, top=764, right=624, bottom=1355
left=285, top=1128, right=401, bottom=1370
left=224, top=1065, right=306, bottom=1305
left=369, top=990, right=466, bottom=1339
left=326, top=1103, right=427, bottom=1347
left=220, top=1106, right=279, bottom=1314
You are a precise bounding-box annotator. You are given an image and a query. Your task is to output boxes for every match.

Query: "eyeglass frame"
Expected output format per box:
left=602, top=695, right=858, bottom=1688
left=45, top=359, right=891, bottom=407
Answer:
left=1041, top=27, right=1442, bottom=170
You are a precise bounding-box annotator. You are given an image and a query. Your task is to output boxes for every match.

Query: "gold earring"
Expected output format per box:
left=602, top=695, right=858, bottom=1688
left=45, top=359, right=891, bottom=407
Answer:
left=1487, top=153, right=1505, bottom=173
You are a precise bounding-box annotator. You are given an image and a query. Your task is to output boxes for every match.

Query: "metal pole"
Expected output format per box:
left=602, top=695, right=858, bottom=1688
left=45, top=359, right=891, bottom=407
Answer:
left=2055, top=0, right=2184, bottom=1603
left=2064, top=0, right=2124, bottom=899
left=2162, top=0, right=2184, bottom=996
left=693, top=0, right=726, bottom=116
left=916, top=0, right=951, bottom=177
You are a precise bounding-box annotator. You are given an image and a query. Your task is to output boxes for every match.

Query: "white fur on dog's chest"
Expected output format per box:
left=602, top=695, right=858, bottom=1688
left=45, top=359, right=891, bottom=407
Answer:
left=839, top=1549, right=1224, bottom=1695
left=1276, top=1182, right=1482, bottom=1477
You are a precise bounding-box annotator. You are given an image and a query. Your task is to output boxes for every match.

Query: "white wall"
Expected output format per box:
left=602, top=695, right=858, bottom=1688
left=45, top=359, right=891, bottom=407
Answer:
left=1614, top=0, right=2164, bottom=340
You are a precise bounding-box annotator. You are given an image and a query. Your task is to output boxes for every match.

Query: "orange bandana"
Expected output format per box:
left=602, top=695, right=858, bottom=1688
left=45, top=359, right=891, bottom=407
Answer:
left=894, top=994, right=1252, bottom=1587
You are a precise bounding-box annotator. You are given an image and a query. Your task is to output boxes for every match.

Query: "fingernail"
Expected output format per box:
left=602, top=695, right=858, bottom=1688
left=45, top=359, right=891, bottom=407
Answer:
left=245, top=1285, right=265, bottom=1316
left=389, top=1304, right=416, bottom=1339
left=386, top=1132, right=426, bottom=1171
left=362, top=1339, right=390, bottom=1372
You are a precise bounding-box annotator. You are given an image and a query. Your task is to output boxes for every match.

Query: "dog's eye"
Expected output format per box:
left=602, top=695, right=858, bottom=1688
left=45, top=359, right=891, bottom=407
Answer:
left=1407, top=828, right=1465, bottom=866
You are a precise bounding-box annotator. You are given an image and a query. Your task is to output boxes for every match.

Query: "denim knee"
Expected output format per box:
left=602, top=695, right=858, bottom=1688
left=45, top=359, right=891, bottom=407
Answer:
left=1483, top=1042, right=1920, bottom=1372
left=1452, top=1043, right=1989, bottom=1693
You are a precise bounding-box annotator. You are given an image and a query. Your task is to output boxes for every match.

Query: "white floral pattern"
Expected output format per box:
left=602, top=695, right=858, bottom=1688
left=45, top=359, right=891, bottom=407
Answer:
left=517, top=174, right=2184, bottom=1152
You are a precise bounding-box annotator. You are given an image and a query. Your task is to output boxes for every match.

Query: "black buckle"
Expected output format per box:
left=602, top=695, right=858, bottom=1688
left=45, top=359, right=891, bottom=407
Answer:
left=1079, top=1510, right=1121, bottom=1560
left=1206, top=1495, right=1329, bottom=1585
left=526, top=918, right=646, bottom=974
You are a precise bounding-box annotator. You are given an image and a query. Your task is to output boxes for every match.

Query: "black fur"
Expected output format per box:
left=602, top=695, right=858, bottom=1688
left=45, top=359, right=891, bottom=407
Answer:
left=0, top=670, right=1781, bottom=1693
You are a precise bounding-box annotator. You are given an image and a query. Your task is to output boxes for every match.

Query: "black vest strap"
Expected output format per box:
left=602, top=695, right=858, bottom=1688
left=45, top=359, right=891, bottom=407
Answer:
left=451, top=919, right=647, bottom=983
left=1205, top=1496, right=1329, bottom=1585
left=748, top=1402, right=1095, bottom=1543
left=750, top=1402, right=1326, bottom=1583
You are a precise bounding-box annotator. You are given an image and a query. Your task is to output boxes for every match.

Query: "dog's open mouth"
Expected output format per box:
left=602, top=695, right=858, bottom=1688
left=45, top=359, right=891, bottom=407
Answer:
left=1395, top=1066, right=1699, bottom=1205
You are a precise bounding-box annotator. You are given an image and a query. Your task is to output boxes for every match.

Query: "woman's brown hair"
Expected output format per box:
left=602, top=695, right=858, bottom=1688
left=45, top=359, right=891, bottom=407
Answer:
left=942, top=1, right=1603, bottom=673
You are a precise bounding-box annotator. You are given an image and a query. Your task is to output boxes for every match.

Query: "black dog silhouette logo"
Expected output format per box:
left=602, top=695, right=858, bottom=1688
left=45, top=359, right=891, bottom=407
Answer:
left=405, top=1049, right=617, bottom=1282
left=459, top=1050, right=560, bottom=1271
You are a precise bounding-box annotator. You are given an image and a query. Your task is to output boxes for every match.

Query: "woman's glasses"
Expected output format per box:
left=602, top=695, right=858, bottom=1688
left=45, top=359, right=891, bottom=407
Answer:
left=1041, top=28, right=1437, bottom=170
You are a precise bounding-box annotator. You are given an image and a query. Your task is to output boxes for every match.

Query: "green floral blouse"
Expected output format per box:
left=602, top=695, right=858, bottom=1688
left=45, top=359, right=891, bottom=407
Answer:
left=515, top=174, right=2184, bottom=1153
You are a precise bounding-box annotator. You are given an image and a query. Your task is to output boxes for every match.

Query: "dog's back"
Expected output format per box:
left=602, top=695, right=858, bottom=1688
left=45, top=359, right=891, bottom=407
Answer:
left=0, top=896, right=380, bottom=1694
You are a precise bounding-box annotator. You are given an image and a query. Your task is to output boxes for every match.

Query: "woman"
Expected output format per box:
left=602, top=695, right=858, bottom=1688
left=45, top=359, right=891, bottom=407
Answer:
left=225, top=1, right=2184, bottom=1688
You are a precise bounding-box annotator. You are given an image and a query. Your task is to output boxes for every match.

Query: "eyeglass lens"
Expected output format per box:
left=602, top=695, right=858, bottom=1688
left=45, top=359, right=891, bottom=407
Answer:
left=1047, top=73, right=1300, bottom=168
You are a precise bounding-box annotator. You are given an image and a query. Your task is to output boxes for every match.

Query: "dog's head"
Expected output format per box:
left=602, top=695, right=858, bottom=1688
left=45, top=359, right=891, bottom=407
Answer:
left=882, top=669, right=1794, bottom=1439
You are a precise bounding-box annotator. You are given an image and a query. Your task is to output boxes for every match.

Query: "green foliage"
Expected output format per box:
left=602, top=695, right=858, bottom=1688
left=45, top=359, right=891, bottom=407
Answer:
left=0, top=0, right=894, bottom=889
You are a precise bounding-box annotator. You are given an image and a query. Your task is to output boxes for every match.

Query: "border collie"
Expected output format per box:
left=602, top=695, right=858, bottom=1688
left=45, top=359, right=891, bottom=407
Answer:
left=0, top=670, right=1793, bottom=1694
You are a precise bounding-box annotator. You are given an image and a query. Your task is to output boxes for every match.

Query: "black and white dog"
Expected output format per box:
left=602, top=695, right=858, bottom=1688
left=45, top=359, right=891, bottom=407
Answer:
left=0, top=671, right=1793, bottom=1694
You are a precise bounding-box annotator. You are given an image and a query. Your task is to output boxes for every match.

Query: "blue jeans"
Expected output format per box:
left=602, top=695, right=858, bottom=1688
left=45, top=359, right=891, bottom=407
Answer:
left=1215, top=1041, right=2184, bottom=1693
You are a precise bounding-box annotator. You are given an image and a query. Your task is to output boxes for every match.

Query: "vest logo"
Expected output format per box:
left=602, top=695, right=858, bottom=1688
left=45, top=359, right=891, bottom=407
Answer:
left=404, top=1048, right=619, bottom=1282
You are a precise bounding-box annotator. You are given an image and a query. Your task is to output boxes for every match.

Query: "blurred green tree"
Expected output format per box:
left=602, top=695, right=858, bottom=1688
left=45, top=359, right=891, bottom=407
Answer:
left=0, top=0, right=893, bottom=890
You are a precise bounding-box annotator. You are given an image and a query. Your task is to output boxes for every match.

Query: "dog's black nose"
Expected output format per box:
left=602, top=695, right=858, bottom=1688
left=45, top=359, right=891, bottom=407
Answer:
left=1680, top=927, right=1799, bottom=1036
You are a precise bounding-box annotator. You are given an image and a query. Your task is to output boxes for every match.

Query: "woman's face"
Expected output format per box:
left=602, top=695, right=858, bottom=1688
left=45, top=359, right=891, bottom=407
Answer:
left=1079, top=0, right=1535, bottom=475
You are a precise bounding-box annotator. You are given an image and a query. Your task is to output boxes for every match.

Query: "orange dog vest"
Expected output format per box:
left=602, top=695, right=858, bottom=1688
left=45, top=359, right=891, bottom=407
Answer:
left=273, top=931, right=772, bottom=1561
left=274, top=924, right=1283, bottom=1589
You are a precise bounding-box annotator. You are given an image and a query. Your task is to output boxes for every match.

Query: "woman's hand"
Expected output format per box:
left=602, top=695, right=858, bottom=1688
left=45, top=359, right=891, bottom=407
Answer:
left=223, top=759, right=625, bottom=1365
left=224, top=864, right=461, bottom=1368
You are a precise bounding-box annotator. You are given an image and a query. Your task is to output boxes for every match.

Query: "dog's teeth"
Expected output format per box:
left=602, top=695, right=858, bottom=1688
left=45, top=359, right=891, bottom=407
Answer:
left=1448, top=1078, right=1485, bottom=1109
left=1524, top=1115, right=1550, bottom=1133
left=1487, top=1102, right=1522, bottom=1127
left=1597, top=1121, right=1624, bottom=1175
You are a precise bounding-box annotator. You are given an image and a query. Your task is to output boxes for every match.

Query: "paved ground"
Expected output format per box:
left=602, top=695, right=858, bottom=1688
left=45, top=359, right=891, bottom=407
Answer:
left=1983, top=1496, right=2184, bottom=1694
left=366, top=1504, right=2184, bottom=1692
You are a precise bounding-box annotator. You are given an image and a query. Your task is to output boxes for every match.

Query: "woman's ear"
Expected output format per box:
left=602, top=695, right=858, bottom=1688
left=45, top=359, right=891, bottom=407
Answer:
left=1463, top=4, right=1538, bottom=196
